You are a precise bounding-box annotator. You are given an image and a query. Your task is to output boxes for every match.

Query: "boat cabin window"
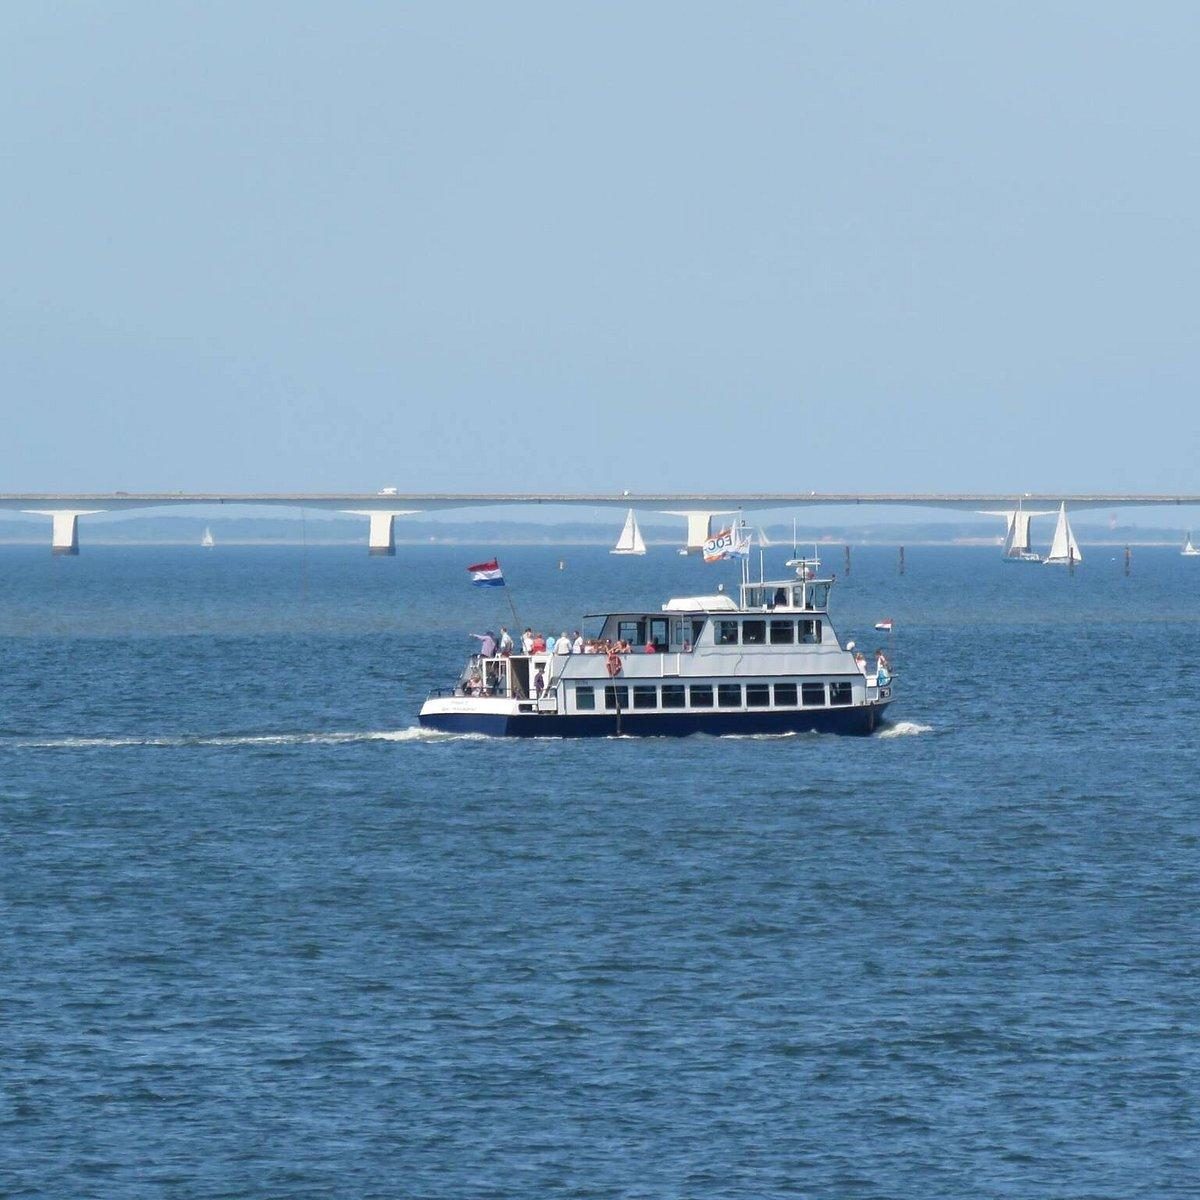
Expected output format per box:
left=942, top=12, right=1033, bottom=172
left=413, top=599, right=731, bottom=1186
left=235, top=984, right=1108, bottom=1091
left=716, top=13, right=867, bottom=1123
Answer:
left=829, top=682, right=852, bottom=706
left=717, top=684, right=742, bottom=708
left=671, top=618, right=705, bottom=648
left=802, top=683, right=825, bottom=706
left=484, top=660, right=507, bottom=694
left=743, top=585, right=795, bottom=609
left=661, top=684, right=686, bottom=709
left=769, top=620, right=794, bottom=645
left=689, top=684, right=714, bottom=708
left=715, top=620, right=739, bottom=646
left=575, top=685, right=596, bottom=711
left=604, top=685, right=629, bottom=710
left=742, top=620, right=766, bottom=645
left=808, top=582, right=831, bottom=610
left=774, top=683, right=798, bottom=706
left=799, top=619, right=822, bottom=644
left=633, top=685, right=657, bottom=710
left=745, top=683, right=770, bottom=707
left=646, top=618, right=669, bottom=651
left=617, top=620, right=643, bottom=645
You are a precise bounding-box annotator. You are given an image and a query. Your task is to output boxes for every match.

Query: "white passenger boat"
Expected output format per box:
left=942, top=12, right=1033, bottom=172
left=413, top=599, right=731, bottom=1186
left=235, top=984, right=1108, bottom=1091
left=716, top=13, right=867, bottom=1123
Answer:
left=419, top=556, right=893, bottom=737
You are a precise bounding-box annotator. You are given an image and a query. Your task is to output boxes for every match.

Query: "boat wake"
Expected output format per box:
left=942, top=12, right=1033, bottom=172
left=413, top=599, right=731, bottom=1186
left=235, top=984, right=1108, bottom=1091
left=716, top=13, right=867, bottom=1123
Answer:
left=3, top=727, right=482, bottom=750
left=875, top=721, right=934, bottom=739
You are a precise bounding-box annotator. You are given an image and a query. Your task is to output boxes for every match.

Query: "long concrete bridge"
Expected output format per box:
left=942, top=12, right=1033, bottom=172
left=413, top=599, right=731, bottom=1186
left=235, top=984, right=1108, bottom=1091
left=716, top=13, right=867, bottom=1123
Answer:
left=2, top=492, right=1198, bottom=555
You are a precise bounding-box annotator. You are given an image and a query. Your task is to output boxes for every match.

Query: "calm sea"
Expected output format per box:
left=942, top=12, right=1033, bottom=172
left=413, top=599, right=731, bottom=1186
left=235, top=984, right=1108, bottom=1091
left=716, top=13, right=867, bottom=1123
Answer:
left=2, top=544, right=1197, bottom=1198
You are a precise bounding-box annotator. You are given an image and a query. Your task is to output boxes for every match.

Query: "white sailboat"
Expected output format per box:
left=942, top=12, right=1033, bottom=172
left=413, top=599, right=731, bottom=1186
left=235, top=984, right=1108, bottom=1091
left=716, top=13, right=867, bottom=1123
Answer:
left=1000, top=506, right=1046, bottom=562
left=201, top=526, right=215, bottom=549
left=1183, top=532, right=1200, bottom=556
left=757, top=527, right=774, bottom=548
left=610, top=509, right=646, bottom=555
left=1044, top=503, right=1081, bottom=566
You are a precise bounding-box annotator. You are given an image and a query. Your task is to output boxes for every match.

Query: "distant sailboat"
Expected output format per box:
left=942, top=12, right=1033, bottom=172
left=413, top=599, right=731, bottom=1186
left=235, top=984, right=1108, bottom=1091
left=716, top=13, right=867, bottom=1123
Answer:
left=1183, top=532, right=1200, bottom=557
left=1044, top=503, right=1081, bottom=566
left=757, top=527, right=774, bottom=548
left=610, top=509, right=646, bottom=555
left=201, top=526, right=215, bottom=549
left=999, top=504, right=1045, bottom=562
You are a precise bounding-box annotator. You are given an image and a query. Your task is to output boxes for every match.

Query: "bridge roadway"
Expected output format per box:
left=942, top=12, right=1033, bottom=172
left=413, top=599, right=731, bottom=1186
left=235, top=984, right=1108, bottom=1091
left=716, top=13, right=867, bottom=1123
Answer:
left=2, top=492, right=1199, bottom=555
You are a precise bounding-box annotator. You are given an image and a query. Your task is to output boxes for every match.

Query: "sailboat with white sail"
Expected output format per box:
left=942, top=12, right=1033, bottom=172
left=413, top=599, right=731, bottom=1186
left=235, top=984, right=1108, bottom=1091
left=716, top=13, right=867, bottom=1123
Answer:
left=1183, top=532, right=1200, bottom=556
left=999, top=504, right=1048, bottom=562
left=1043, top=503, right=1081, bottom=566
left=610, top=509, right=646, bottom=555
left=201, top=526, right=215, bottom=549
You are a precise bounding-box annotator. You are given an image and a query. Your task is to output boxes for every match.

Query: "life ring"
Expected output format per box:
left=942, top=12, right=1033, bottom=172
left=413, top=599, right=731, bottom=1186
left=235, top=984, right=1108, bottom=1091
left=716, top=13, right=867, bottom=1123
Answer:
left=605, top=651, right=622, bottom=677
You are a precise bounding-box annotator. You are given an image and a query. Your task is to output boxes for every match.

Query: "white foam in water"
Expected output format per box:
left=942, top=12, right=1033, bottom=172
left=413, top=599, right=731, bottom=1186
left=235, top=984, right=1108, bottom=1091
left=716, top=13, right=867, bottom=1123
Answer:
left=4, top=727, right=482, bottom=750
left=876, top=721, right=934, bottom=739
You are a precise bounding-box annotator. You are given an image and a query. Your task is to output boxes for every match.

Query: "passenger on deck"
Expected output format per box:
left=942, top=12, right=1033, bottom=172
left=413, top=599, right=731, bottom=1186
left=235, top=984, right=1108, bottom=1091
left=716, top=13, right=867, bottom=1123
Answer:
left=521, top=628, right=534, bottom=653
left=498, top=627, right=514, bottom=655
left=644, top=640, right=656, bottom=653
left=875, top=649, right=890, bottom=684
left=532, top=631, right=546, bottom=653
left=545, top=633, right=558, bottom=654
left=534, top=667, right=545, bottom=698
left=854, top=651, right=867, bottom=674
left=472, top=631, right=497, bottom=657
left=556, top=632, right=571, bottom=655
left=572, top=631, right=584, bottom=654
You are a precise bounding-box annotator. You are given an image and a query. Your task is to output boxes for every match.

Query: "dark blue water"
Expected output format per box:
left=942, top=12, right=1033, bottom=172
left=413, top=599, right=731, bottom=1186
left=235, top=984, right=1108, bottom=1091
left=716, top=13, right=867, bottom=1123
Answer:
left=2, top=545, right=1197, bottom=1198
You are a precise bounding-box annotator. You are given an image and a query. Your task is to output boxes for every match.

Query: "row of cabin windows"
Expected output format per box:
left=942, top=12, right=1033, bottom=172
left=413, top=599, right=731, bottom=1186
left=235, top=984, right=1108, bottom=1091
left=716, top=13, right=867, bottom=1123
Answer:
left=714, top=618, right=822, bottom=647
left=615, top=617, right=707, bottom=649
left=574, top=681, right=854, bottom=711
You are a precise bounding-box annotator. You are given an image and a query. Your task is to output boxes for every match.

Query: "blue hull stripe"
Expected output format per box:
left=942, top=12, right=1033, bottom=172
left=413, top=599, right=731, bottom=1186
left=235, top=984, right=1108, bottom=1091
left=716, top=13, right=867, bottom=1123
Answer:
left=419, top=704, right=889, bottom=738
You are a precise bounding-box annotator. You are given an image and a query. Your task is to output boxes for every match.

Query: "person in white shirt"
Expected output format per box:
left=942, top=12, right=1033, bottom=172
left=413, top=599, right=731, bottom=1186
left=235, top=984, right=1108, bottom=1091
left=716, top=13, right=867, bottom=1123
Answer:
left=556, top=631, right=571, bottom=655
left=521, top=628, right=534, bottom=653
left=572, top=631, right=584, bottom=654
left=498, top=627, right=514, bottom=655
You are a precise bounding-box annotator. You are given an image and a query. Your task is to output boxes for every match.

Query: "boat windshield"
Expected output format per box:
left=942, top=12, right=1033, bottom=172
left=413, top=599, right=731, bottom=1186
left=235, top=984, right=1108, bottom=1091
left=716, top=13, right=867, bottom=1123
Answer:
left=740, top=579, right=832, bottom=611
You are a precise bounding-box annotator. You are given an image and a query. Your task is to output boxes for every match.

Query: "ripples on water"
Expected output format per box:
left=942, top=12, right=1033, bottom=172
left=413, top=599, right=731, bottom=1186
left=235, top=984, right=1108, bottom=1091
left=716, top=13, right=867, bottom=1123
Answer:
left=1, top=545, right=1197, bottom=1197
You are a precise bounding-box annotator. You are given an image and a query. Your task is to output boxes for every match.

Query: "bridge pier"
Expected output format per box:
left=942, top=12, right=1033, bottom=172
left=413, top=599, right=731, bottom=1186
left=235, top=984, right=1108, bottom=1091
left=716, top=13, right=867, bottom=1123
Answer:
left=663, top=510, right=735, bottom=554
left=23, top=509, right=104, bottom=555
left=344, top=509, right=420, bottom=556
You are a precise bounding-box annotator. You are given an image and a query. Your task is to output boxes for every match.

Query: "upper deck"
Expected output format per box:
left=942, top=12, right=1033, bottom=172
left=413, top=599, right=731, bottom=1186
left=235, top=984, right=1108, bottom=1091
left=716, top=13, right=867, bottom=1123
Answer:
left=584, top=559, right=838, bottom=655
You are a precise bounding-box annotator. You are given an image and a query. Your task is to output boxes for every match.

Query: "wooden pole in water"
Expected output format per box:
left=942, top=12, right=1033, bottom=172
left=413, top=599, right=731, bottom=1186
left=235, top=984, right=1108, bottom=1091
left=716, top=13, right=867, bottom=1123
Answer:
left=1069, top=544, right=1075, bottom=576
left=898, top=546, right=906, bottom=575
left=844, top=545, right=851, bottom=575
left=1125, top=545, right=1132, bottom=576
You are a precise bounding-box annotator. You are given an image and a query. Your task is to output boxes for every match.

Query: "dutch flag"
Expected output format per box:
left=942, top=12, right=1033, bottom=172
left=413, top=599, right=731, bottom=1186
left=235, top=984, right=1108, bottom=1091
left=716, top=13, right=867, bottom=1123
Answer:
left=874, top=618, right=893, bottom=632
left=467, top=559, right=506, bottom=587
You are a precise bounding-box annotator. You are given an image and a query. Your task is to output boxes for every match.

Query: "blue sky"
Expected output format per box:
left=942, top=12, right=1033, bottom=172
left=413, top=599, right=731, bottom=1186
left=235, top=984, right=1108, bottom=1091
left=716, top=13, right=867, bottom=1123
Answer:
left=3, top=2, right=1198, bottom=494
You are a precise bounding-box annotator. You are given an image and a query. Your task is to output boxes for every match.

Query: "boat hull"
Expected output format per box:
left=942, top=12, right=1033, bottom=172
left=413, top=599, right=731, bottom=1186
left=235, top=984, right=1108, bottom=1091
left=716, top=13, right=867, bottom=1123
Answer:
left=419, top=701, right=890, bottom=738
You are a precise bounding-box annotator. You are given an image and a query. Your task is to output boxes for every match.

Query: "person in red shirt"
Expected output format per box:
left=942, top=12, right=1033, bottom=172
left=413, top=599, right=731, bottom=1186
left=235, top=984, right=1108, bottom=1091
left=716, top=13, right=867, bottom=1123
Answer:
left=531, top=632, right=546, bottom=653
